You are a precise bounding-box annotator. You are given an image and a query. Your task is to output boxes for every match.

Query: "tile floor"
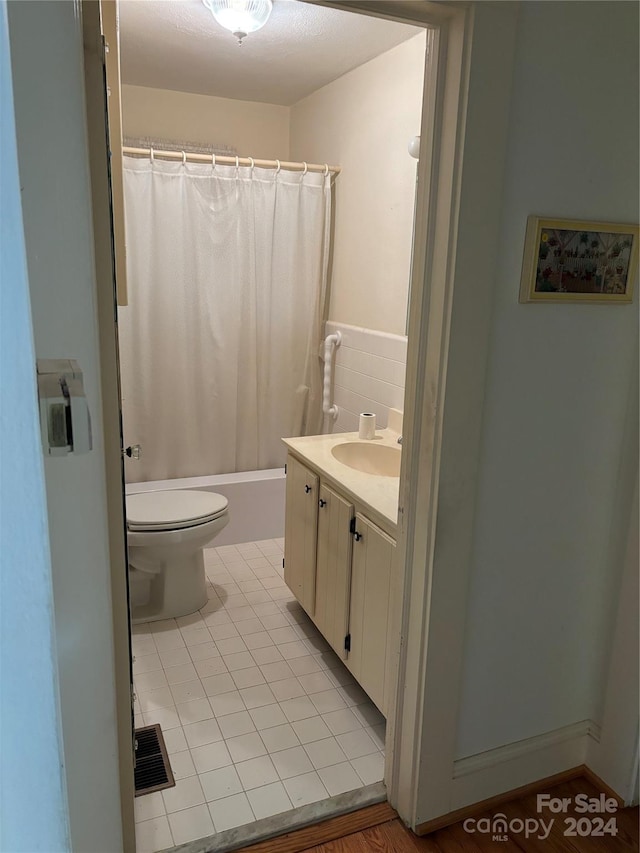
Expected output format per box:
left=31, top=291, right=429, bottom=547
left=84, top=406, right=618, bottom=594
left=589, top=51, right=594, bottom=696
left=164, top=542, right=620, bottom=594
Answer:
left=132, top=538, right=386, bottom=852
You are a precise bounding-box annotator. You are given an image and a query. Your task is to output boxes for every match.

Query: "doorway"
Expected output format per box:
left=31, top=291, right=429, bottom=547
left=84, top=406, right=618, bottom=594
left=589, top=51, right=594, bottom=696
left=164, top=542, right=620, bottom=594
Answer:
left=114, top=4, right=427, bottom=849
left=82, top=1, right=474, bottom=851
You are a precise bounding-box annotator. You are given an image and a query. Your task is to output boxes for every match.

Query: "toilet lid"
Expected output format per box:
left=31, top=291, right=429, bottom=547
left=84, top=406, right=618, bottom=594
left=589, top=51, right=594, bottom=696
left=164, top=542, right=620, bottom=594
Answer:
left=126, top=490, right=229, bottom=531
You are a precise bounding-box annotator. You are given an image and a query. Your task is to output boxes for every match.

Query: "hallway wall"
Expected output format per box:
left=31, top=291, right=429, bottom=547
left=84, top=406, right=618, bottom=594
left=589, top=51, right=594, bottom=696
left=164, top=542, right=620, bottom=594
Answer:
left=7, top=2, right=124, bottom=849
left=0, top=3, right=69, bottom=848
left=456, top=0, right=639, bottom=759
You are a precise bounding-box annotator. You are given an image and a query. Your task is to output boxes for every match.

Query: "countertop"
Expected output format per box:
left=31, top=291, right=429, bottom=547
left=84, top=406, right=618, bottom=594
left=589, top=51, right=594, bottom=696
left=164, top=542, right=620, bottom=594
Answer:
left=282, top=429, right=401, bottom=532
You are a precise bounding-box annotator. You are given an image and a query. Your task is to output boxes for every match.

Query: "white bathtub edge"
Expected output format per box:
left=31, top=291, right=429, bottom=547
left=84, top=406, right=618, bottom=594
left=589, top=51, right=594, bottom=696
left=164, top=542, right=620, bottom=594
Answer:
left=125, top=467, right=285, bottom=495
left=124, top=469, right=286, bottom=547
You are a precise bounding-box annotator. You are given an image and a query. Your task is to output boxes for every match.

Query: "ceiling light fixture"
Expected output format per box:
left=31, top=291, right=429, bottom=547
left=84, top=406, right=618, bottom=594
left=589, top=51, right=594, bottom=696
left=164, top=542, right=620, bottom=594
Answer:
left=202, top=0, right=273, bottom=45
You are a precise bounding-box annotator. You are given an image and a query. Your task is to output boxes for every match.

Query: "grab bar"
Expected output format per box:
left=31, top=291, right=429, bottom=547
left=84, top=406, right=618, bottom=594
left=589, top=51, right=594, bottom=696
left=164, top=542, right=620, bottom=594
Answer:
left=322, top=331, right=341, bottom=420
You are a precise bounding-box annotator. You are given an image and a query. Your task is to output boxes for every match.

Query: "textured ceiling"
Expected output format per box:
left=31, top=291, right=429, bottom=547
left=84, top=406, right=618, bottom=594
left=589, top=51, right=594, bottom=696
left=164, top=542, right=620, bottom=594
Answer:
left=119, top=0, right=422, bottom=106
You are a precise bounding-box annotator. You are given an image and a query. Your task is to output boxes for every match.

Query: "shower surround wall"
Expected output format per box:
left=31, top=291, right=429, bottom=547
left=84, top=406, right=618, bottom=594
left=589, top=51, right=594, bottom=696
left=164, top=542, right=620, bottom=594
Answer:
left=325, top=321, right=407, bottom=434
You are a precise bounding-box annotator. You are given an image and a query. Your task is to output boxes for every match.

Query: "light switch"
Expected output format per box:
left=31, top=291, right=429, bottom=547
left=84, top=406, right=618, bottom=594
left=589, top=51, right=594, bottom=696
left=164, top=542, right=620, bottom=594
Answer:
left=37, top=359, right=92, bottom=456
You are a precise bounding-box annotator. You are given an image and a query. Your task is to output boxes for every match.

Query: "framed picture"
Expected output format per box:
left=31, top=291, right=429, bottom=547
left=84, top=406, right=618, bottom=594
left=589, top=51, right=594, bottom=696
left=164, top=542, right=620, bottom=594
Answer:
left=519, top=217, right=638, bottom=303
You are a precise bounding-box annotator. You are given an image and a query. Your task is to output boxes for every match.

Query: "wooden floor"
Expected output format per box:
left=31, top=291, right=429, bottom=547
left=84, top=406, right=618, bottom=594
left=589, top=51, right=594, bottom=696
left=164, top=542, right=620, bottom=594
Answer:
left=239, top=778, right=638, bottom=853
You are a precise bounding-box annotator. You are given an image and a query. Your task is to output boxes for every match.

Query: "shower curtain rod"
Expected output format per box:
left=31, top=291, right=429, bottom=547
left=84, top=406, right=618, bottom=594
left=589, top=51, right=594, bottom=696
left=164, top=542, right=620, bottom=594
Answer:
left=123, top=146, right=341, bottom=175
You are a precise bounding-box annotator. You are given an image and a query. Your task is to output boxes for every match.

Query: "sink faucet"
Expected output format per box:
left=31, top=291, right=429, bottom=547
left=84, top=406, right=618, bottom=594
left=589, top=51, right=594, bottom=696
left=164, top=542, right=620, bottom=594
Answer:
left=397, top=436, right=403, bottom=445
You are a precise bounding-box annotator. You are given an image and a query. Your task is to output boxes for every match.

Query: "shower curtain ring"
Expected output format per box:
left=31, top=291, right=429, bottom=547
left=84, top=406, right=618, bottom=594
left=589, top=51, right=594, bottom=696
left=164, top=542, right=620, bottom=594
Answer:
left=275, top=159, right=281, bottom=174
left=235, top=156, right=239, bottom=171
left=150, top=147, right=154, bottom=162
left=212, top=153, right=216, bottom=169
left=249, top=157, right=255, bottom=172
left=182, top=150, right=187, bottom=165
left=323, top=163, right=329, bottom=177
left=302, top=162, right=308, bottom=175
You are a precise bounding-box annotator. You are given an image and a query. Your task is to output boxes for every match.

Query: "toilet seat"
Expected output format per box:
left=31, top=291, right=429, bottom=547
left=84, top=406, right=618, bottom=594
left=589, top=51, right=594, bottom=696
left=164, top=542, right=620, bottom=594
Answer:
left=127, top=490, right=228, bottom=532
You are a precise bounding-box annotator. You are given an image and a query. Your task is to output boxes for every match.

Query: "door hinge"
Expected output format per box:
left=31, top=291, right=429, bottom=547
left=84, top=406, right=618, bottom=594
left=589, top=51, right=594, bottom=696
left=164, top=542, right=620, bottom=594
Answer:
left=282, top=558, right=285, bottom=569
left=284, top=463, right=287, bottom=474
left=344, top=634, right=351, bottom=652
left=131, top=686, right=138, bottom=767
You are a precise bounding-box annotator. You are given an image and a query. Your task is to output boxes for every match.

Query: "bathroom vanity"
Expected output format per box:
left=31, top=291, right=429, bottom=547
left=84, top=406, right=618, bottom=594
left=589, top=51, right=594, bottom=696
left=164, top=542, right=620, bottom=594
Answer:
left=281, top=425, right=402, bottom=716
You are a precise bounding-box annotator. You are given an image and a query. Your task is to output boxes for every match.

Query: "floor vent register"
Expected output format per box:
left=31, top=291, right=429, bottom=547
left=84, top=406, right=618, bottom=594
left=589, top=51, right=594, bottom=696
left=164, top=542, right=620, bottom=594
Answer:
left=134, top=724, right=175, bottom=796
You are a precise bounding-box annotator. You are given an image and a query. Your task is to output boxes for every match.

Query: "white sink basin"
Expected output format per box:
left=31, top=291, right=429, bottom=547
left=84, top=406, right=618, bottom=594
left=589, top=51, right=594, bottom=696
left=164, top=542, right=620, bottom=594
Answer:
left=331, top=441, right=401, bottom=477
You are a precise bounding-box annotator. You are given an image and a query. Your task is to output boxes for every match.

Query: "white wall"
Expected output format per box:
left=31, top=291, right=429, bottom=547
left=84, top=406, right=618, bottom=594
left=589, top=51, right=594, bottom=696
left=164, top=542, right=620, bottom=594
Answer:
left=0, top=3, right=69, bottom=848
left=290, top=34, right=426, bottom=335
left=7, top=2, right=124, bottom=850
left=122, top=84, right=290, bottom=159
left=455, top=0, right=639, bottom=759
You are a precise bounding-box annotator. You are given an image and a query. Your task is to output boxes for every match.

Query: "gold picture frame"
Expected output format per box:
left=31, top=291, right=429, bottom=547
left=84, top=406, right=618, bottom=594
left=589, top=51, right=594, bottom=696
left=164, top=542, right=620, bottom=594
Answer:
left=519, top=216, right=639, bottom=303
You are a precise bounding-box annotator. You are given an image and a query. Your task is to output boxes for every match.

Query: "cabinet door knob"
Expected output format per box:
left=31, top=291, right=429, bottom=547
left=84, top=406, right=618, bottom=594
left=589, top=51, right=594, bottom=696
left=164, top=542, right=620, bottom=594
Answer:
left=319, top=498, right=327, bottom=508
left=354, top=531, right=363, bottom=542
left=305, top=484, right=312, bottom=493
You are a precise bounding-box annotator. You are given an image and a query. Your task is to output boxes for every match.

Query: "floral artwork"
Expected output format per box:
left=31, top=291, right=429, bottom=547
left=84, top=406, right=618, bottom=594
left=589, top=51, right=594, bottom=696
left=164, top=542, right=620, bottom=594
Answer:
left=520, top=217, right=638, bottom=303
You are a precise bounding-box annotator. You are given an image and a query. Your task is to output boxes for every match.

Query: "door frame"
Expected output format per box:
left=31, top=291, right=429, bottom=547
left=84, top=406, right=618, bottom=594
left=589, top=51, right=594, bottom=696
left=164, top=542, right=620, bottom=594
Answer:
left=316, top=1, right=475, bottom=825
left=311, top=1, right=523, bottom=828
left=82, top=3, right=136, bottom=850
left=83, top=0, right=495, bottom=841
left=587, top=469, right=639, bottom=804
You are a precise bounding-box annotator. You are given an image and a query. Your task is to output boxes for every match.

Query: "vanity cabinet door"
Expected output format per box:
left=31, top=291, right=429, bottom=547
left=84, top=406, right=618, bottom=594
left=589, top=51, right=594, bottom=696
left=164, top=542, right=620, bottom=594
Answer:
left=314, top=483, right=354, bottom=660
left=284, top=455, right=319, bottom=616
left=347, top=513, right=396, bottom=715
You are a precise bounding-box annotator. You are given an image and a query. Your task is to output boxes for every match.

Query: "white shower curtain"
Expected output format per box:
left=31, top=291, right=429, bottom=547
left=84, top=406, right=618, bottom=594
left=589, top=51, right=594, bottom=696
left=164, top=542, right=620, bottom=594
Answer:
left=118, top=158, right=331, bottom=481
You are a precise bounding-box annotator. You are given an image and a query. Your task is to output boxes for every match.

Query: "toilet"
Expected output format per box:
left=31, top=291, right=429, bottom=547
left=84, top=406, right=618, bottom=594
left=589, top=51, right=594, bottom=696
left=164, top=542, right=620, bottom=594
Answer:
left=126, top=490, right=229, bottom=623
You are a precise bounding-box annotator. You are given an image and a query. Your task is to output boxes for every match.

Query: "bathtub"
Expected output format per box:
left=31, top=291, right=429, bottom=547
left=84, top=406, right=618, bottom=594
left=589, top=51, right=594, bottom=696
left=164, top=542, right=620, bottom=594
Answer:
left=125, top=468, right=285, bottom=547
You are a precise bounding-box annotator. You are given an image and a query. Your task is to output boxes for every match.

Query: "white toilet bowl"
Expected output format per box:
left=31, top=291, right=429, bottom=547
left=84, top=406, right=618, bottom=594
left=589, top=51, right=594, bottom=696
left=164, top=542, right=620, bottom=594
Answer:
left=126, top=490, right=229, bottom=623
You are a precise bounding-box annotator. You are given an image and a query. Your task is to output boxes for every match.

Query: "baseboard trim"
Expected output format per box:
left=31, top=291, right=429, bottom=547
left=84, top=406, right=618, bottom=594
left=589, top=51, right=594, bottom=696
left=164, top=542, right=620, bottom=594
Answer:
left=582, top=765, right=625, bottom=806
left=449, top=719, right=600, bottom=810
left=416, top=765, right=585, bottom=836
left=415, top=762, right=626, bottom=837
left=454, top=719, right=601, bottom=780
